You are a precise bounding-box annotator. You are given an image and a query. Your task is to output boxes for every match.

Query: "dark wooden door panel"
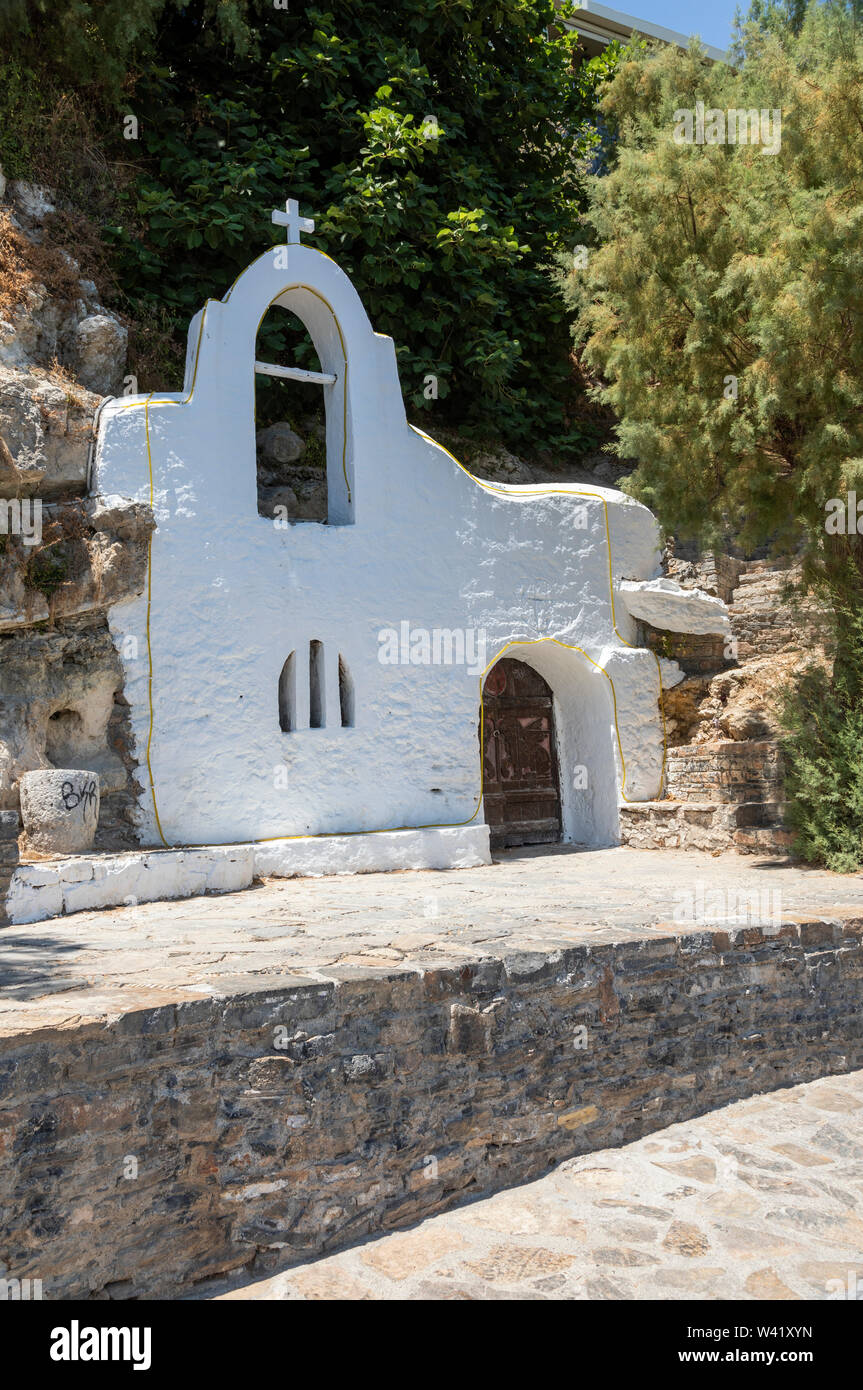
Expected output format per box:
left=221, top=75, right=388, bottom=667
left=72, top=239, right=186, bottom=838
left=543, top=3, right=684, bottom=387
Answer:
left=481, top=658, right=562, bottom=848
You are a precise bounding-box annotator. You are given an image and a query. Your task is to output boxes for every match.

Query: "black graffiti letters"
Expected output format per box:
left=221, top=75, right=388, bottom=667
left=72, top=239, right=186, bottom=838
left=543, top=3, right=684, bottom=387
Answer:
left=61, top=780, right=98, bottom=814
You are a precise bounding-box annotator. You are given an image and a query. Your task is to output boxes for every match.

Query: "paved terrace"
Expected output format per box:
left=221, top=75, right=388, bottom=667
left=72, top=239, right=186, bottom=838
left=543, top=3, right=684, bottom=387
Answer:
left=2, top=845, right=863, bottom=1034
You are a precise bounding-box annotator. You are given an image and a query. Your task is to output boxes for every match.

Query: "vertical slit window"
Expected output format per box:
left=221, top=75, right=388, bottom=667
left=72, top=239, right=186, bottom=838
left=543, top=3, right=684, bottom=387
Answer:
left=278, top=652, right=296, bottom=732
left=338, top=655, right=354, bottom=728
left=309, top=640, right=324, bottom=728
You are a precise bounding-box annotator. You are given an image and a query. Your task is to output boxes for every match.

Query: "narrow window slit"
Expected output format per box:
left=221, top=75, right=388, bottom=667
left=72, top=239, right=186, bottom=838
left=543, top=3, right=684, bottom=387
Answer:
left=339, top=655, right=354, bottom=728
left=278, top=652, right=296, bottom=732
left=309, top=640, right=324, bottom=728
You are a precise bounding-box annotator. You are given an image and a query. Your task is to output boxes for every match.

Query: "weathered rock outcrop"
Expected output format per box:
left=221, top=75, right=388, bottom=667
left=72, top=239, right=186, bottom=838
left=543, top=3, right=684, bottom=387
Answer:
left=0, top=188, right=127, bottom=392
left=0, top=497, right=153, bottom=632
left=0, top=363, right=101, bottom=495
left=0, top=179, right=145, bottom=849
left=0, top=612, right=142, bottom=847
left=72, top=314, right=127, bottom=397
left=622, top=553, right=827, bottom=856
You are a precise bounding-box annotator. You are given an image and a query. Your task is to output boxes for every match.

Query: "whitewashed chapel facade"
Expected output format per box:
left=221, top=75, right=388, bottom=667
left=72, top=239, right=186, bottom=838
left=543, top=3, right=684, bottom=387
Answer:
left=92, top=199, right=728, bottom=868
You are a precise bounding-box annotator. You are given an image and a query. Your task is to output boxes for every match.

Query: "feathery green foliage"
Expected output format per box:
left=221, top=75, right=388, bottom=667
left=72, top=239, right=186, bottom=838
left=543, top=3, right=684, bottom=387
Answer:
left=561, top=2, right=863, bottom=561
left=779, top=572, right=863, bottom=869
left=559, top=0, right=863, bottom=867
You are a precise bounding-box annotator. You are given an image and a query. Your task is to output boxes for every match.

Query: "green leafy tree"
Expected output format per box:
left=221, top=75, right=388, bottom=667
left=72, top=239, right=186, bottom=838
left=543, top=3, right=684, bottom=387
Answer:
left=0, top=0, right=248, bottom=94
left=562, top=1, right=863, bottom=569
left=109, top=0, right=611, bottom=446
left=560, top=0, right=863, bottom=866
left=3, top=2, right=616, bottom=446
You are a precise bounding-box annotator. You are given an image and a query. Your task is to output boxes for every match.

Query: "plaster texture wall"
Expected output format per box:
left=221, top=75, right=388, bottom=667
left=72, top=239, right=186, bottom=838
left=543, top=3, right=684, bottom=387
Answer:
left=92, top=235, right=717, bottom=850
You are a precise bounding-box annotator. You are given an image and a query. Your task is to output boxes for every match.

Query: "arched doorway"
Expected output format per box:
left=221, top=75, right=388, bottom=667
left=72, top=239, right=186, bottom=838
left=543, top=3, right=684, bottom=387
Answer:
left=481, top=658, right=562, bottom=848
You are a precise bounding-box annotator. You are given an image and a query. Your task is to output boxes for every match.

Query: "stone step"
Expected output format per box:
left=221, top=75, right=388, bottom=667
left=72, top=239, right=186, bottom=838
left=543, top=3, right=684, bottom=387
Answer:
left=619, top=800, right=793, bottom=855
left=641, top=623, right=731, bottom=676
left=733, top=823, right=795, bottom=855
left=664, top=739, right=784, bottom=804
left=733, top=563, right=792, bottom=585
left=3, top=826, right=491, bottom=925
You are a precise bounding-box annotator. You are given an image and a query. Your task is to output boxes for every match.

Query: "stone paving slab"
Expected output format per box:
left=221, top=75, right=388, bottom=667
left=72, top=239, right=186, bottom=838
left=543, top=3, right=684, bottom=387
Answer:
left=2, top=845, right=862, bottom=1035
left=212, top=1070, right=863, bottom=1301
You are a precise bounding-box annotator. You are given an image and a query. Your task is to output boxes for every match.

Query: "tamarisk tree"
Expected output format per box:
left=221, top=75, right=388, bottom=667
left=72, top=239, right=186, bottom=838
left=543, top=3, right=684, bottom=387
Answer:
left=565, top=1, right=863, bottom=577
left=563, top=0, right=863, bottom=868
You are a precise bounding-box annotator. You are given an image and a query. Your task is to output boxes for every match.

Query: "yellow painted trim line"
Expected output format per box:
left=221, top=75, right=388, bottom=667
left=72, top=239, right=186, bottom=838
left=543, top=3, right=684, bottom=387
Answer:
left=143, top=394, right=169, bottom=847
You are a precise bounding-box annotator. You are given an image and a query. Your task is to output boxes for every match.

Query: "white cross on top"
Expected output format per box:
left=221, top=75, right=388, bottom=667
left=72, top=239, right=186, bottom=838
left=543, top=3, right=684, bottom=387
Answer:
left=271, top=197, right=315, bottom=244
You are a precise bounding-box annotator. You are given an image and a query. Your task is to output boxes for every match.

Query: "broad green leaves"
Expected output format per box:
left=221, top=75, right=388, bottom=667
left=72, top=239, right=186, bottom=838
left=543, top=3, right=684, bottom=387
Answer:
left=102, top=0, right=601, bottom=448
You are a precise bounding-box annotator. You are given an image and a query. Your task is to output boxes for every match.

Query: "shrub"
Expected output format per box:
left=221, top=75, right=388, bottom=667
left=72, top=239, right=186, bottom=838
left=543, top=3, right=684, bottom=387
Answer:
left=779, top=578, right=863, bottom=871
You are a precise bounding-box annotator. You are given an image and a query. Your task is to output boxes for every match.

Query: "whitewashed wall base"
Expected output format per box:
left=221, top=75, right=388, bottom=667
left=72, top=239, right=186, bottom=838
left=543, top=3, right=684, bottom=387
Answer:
left=6, top=846, right=255, bottom=925
left=4, top=825, right=490, bottom=924
left=254, top=824, right=490, bottom=878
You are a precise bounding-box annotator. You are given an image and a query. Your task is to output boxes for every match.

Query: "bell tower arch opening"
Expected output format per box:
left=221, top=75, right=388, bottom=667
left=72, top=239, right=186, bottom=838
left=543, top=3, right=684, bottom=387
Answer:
left=251, top=215, right=354, bottom=528
left=254, top=305, right=334, bottom=524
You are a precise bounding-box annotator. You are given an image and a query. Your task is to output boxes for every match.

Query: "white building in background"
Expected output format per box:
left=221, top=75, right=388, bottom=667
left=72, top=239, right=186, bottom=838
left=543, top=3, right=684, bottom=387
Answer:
left=91, top=198, right=727, bottom=871
left=564, top=1, right=728, bottom=63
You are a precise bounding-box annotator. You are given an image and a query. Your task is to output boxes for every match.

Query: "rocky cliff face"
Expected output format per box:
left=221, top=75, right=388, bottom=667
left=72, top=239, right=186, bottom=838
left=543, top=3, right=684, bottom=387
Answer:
left=619, top=551, right=826, bottom=855
left=0, top=177, right=150, bottom=858
left=659, top=553, right=824, bottom=750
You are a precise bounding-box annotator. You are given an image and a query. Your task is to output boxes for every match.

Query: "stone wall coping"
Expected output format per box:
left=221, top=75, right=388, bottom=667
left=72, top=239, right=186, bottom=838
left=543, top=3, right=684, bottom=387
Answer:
left=1, top=909, right=860, bottom=1046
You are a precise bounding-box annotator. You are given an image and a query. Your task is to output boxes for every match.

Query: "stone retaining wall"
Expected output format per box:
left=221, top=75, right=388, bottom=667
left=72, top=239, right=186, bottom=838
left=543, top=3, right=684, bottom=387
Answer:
left=0, top=916, right=860, bottom=1299
left=618, top=801, right=791, bottom=854
left=640, top=621, right=730, bottom=676
left=664, top=739, right=784, bottom=804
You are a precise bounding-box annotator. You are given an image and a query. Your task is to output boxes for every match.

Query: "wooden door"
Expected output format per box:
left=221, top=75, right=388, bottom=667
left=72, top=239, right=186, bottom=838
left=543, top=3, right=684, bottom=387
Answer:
left=481, top=658, right=562, bottom=848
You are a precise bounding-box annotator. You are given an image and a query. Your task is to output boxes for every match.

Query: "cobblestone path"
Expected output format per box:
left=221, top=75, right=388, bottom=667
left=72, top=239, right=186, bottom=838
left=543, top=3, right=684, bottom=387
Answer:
left=215, top=1071, right=863, bottom=1301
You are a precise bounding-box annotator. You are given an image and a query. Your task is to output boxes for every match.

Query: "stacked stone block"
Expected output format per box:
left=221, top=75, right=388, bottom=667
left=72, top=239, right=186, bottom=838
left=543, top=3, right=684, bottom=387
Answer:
left=730, top=562, right=820, bottom=660
left=641, top=622, right=730, bottom=677
left=663, top=740, right=784, bottom=805
left=621, top=556, right=816, bottom=856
